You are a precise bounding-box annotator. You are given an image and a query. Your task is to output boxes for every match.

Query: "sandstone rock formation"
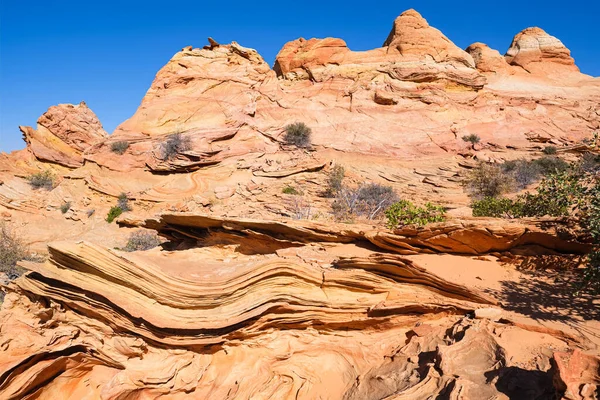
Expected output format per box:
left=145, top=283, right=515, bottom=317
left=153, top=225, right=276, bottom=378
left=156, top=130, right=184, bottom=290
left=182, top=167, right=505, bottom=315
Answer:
left=505, top=27, right=579, bottom=74
left=1, top=8, right=600, bottom=399
left=19, top=101, right=107, bottom=168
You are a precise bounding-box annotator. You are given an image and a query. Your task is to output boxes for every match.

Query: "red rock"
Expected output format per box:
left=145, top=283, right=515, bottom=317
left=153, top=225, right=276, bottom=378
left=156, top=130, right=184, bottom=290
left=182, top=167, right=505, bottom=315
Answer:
left=19, top=101, right=107, bottom=168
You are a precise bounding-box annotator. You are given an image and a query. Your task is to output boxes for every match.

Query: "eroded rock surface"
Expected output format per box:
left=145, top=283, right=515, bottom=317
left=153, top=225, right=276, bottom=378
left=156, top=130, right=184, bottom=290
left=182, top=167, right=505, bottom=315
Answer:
left=19, top=101, right=107, bottom=168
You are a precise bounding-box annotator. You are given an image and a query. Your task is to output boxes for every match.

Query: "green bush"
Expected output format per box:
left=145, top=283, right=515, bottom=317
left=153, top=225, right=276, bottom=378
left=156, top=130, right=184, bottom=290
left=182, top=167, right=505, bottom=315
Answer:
left=124, top=231, right=161, bottom=252
left=472, top=197, right=521, bottom=218
left=542, top=145, right=557, bottom=155
left=106, top=207, right=123, bottom=223
left=462, top=134, right=481, bottom=145
left=60, top=202, right=71, bottom=214
left=531, top=156, right=569, bottom=174
left=282, top=186, right=300, bottom=195
left=464, top=163, right=515, bottom=199
left=325, top=164, right=345, bottom=197
left=385, top=200, right=446, bottom=228
left=160, top=132, right=191, bottom=160
left=110, top=141, right=129, bottom=155
left=283, top=122, right=312, bottom=148
left=26, top=170, right=55, bottom=190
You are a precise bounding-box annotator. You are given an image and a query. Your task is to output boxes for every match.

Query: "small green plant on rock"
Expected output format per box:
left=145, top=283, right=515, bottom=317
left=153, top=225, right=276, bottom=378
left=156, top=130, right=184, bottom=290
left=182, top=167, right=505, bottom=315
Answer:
left=26, top=170, right=55, bottom=190
left=110, top=141, right=130, bottom=155
left=60, top=202, right=71, bottom=214
left=282, top=186, right=300, bottom=195
left=283, top=122, right=312, bottom=148
left=462, top=134, right=481, bottom=148
left=106, top=206, right=123, bottom=223
left=385, top=200, right=446, bottom=228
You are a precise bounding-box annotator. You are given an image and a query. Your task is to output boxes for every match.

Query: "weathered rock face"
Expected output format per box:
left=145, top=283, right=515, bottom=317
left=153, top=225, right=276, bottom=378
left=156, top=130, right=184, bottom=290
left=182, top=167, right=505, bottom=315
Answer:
left=1, top=214, right=598, bottom=399
left=383, top=9, right=475, bottom=68
left=505, top=27, right=579, bottom=73
left=466, top=42, right=512, bottom=74
left=83, top=9, right=597, bottom=173
left=19, top=101, right=107, bottom=168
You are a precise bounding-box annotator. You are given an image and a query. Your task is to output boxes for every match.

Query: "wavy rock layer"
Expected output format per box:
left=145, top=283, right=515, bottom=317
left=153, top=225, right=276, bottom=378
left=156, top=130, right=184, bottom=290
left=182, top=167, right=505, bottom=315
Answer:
left=1, top=214, right=597, bottom=399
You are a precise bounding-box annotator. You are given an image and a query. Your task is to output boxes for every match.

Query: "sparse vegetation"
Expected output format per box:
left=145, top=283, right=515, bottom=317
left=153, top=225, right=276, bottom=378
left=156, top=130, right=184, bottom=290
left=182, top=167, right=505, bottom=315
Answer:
left=282, top=186, right=300, bottom=195
left=287, top=195, right=312, bottom=220
left=542, top=145, right=557, bottom=155
left=110, top=141, right=130, bottom=155
left=472, top=197, right=521, bottom=218
left=60, top=202, right=71, bottom=214
left=106, top=206, right=123, bottom=223
left=468, top=150, right=600, bottom=293
left=124, top=231, right=161, bottom=252
left=385, top=200, right=446, bottom=228
left=117, top=193, right=131, bottom=211
left=332, top=182, right=398, bottom=221
left=26, top=170, right=55, bottom=190
left=325, top=164, right=345, bottom=197
left=0, top=223, right=28, bottom=281
left=462, top=134, right=481, bottom=148
left=283, top=122, right=312, bottom=148
left=160, top=132, right=192, bottom=160
left=464, top=163, right=515, bottom=199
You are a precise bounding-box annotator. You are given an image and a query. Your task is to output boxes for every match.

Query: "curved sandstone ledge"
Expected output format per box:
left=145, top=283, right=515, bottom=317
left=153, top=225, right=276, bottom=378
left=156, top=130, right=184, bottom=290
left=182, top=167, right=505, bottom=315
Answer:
left=9, top=241, right=493, bottom=348
left=137, top=213, right=591, bottom=256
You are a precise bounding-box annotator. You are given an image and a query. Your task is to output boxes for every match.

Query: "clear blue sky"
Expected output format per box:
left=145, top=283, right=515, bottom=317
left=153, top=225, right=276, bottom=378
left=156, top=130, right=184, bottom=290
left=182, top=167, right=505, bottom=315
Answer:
left=1, top=0, right=598, bottom=152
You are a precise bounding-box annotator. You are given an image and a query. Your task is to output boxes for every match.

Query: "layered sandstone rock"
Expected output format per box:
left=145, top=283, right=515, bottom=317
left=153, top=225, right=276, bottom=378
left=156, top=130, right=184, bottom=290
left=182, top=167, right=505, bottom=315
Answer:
left=19, top=101, right=107, bottom=168
left=466, top=42, right=512, bottom=74
left=505, top=27, right=579, bottom=73
left=1, top=214, right=597, bottom=399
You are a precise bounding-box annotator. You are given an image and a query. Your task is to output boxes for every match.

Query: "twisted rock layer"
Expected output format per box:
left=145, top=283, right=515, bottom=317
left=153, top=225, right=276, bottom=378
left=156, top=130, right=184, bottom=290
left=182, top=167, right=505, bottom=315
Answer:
left=140, top=213, right=591, bottom=256
left=0, top=230, right=596, bottom=399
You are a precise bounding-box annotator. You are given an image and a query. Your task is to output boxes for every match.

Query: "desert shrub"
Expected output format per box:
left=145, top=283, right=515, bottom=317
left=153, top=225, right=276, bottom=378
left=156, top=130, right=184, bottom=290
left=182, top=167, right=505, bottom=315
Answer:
left=86, top=209, right=95, bottom=218
left=27, top=170, right=54, bottom=190
left=464, top=163, right=515, bottom=199
left=502, top=159, right=541, bottom=190
left=106, top=206, right=123, bottom=223
left=0, top=223, right=29, bottom=281
left=283, top=122, right=312, bottom=148
left=531, top=156, right=569, bottom=175
left=579, top=152, right=600, bottom=173
left=325, top=164, right=345, bottom=197
left=117, top=193, right=131, bottom=211
left=160, top=132, right=191, bottom=160
left=287, top=196, right=312, bottom=220
left=333, top=183, right=398, bottom=221
left=472, top=197, right=521, bottom=218
left=542, top=145, right=557, bottom=155
left=110, top=141, right=129, bottom=155
left=124, top=231, right=161, bottom=252
left=385, top=200, right=446, bottom=228
left=462, top=134, right=481, bottom=146
left=60, top=202, right=71, bottom=214
left=282, top=186, right=300, bottom=195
